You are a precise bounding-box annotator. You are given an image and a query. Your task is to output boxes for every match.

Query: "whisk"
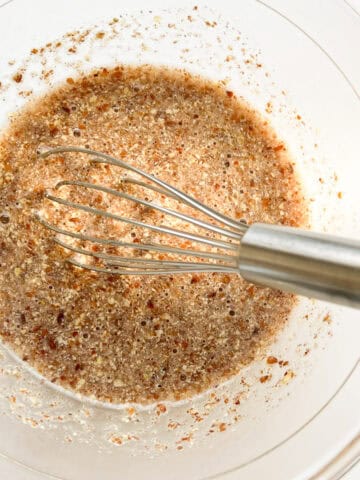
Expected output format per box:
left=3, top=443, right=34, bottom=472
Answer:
left=37, top=146, right=360, bottom=309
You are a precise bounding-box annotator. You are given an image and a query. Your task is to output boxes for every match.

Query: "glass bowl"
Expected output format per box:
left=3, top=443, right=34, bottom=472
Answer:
left=0, top=1, right=359, bottom=479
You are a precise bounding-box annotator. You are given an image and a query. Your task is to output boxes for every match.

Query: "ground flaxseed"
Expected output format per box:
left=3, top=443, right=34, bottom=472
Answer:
left=0, top=65, right=306, bottom=404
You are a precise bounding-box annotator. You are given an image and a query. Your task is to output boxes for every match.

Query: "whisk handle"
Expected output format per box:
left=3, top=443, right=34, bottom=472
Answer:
left=238, top=223, right=360, bottom=308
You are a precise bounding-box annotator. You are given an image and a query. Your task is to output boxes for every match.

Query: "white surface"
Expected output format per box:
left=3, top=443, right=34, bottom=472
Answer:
left=0, top=0, right=358, bottom=479
left=255, top=9, right=359, bottom=480
left=0, top=458, right=52, bottom=479
left=347, top=462, right=360, bottom=480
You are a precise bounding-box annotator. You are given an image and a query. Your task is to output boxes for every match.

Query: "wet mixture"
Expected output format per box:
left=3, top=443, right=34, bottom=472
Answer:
left=0, top=66, right=306, bottom=404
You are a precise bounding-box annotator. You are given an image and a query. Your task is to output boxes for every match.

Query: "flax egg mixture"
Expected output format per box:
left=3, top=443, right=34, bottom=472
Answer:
left=0, top=66, right=306, bottom=404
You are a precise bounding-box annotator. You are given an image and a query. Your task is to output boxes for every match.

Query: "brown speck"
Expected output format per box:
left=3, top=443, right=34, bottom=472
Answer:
left=13, top=72, right=23, bottom=83
left=323, top=314, right=331, bottom=324
left=267, top=356, right=278, bottom=364
left=281, top=370, right=295, bottom=384
left=265, top=102, right=273, bottom=114
left=96, top=32, right=105, bottom=39
left=156, top=403, right=167, bottom=415
left=221, top=275, right=231, bottom=284
left=56, top=310, right=65, bottom=325
left=204, top=20, right=217, bottom=27
left=219, top=422, right=227, bottom=432
left=260, top=374, right=271, bottom=383
left=61, top=104, right=71, bottom=114
left=0, top=214, right=10, bottom=224
left=49, top=125, right=59, bottom=136
left=110, top=435, right=123, bottom=446
left=168, top=420, right=180, bottom=430
left=278, top=360, right=289, bottom=367
left=47, top=336, right=57, bottom=350
left=191, top=274, right=200, bottom=284
left=337, top=192, right=343, bottom=199
left=273, top=144, right=285, bottom=152
left=246, top=285, right=255, bottom=296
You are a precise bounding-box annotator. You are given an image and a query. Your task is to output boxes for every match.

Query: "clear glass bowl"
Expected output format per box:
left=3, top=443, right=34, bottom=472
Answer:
left=0, top=1, right=359, bottom=479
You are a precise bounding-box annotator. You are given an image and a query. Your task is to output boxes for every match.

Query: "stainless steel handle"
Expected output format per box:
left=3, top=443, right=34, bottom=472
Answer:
left=238, top=223, right=360, bottom=308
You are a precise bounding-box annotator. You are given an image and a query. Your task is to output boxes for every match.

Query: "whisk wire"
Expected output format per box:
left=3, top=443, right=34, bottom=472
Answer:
left=38, top=146, right=246, bottom=275
left=67, top=259, right=238, bottom=276
left=54, top=180, right=241, bottom=240
left=40, top=146, right=247, bottom=232
left=45, top=192, right=237, bottom=250
left=36, top=215, right=238, bottom=262
left=54, top=238, right=236, bottom=270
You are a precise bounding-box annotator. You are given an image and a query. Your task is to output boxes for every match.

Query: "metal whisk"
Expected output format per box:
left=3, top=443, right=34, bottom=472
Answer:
left=37, top=146, right=360, bottom=309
